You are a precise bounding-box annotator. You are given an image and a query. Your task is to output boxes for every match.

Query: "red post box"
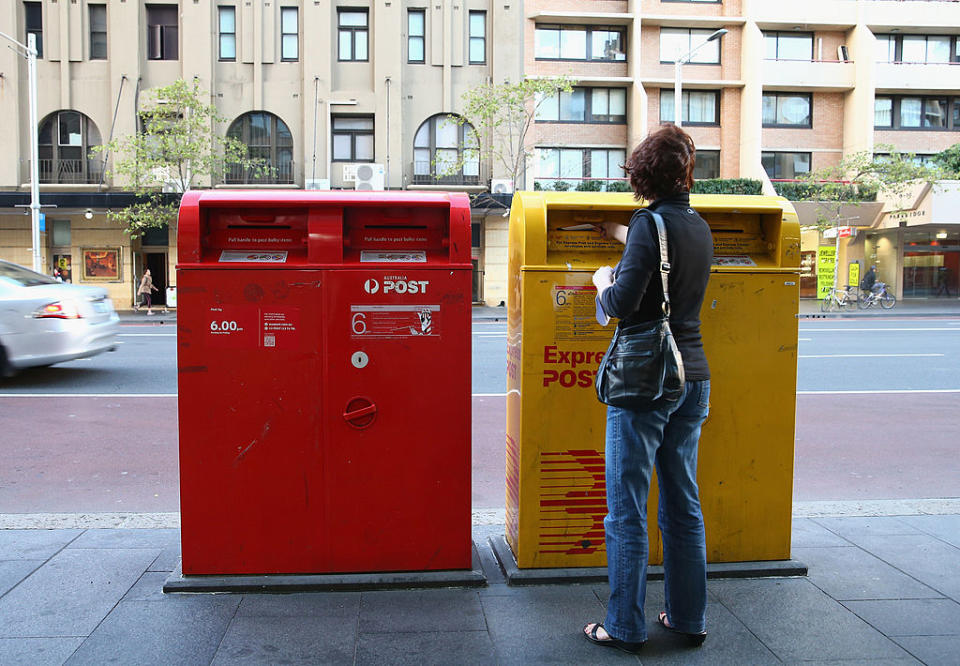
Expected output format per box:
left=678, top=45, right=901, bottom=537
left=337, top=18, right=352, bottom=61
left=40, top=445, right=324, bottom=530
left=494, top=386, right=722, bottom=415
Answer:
left=176, top=191, right=472, bottom=575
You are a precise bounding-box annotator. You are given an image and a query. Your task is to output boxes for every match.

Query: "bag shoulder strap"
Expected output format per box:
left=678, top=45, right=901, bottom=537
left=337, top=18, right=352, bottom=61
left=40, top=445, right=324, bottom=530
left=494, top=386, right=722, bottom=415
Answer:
left=645, top=210, right=671, bottom=317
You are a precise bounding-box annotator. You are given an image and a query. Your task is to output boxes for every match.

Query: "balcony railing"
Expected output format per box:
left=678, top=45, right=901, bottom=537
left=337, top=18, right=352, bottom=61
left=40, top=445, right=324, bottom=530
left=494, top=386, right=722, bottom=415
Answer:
left=412, top=161, right=481, bottom=186
left=224, top=161, right=296, bottom=185
left=36, top=158, right=104, bottom=185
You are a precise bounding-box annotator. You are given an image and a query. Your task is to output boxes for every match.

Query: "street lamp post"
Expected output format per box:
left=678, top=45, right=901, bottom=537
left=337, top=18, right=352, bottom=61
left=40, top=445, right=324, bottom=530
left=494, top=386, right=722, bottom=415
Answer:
left=0, top=30, right=42, bottom=273
left=673, top=29, right=727, bottom=128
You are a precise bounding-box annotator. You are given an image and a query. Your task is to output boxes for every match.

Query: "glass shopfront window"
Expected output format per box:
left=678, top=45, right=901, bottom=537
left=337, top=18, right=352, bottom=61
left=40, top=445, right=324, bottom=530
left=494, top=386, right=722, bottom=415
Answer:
left=902, top=230, right=960, bottom=297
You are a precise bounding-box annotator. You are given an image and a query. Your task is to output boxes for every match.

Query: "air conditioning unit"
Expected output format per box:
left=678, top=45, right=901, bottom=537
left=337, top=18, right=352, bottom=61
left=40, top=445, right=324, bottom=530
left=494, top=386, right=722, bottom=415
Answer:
left=354, top=163, right=385, bottom=191
left=490, top=179, right=514, bottom=194
left=341, top=164, right=359, bottom=183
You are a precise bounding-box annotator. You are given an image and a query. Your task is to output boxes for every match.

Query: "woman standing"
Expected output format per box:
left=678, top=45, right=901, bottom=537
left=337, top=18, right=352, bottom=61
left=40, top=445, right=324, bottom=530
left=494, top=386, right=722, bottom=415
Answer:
left=583, top=125, right=714, bottom=653
left=137, top=268, right=159, bottom=316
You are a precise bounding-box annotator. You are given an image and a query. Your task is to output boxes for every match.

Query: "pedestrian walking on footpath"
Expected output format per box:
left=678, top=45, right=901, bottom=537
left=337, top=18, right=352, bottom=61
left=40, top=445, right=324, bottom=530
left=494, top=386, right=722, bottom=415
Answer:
left=137, top=269, right=159, bottom=315
left=583, top=125, right=713, bottom=654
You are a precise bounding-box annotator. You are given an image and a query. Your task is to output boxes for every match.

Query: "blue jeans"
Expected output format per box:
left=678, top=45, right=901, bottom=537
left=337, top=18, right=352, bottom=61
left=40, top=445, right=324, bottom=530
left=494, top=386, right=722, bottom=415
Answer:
left=603, top=380, right=710, bottom=642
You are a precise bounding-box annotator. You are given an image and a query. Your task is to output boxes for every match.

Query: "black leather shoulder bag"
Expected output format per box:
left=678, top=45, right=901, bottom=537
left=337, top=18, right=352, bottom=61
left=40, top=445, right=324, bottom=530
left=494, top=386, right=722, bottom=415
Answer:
left=594, top=210, right=685, bottom=410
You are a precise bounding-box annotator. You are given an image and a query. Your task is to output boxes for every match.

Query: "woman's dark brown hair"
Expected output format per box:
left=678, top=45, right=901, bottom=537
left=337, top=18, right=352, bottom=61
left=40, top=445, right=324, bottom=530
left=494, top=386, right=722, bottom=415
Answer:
left=623, top=125, right=696, bottom=202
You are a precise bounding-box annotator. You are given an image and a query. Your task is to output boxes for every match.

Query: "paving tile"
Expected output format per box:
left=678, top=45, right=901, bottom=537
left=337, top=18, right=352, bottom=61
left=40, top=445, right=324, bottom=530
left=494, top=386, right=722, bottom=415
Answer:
left=636, top=600, right=778, bottom=665
left=0, top=547, right=159, bottom=637
left=847, top=534, right=960, bottom=600
left=67, top=528, right=180, bottom=550
left=592, top=580, right=666, bottom=610
left=356, top=630, right=497, bottom=666
left=147, top=544, right=181, bottom=572
left=710, top=577, right=913, bottom=662
left=0, top=560, right=42, bottom=596
left=792, top=518, right=851, bottom=548
left=783, top=656, right=921, bottom=666
left=492, top=629, right=641, bottom=665
left=813, top=516, right=921, bottom=539
left=66, top=597, right=240, bottom=666
left=359, top=589, right=485, bottom=633
left=894, top=635, right=960, bottom=665
left=794, top=546, right=943, bottom=601
left=0, top=637, right=84, bottom=666
left=122, top=571, right=169, bottom=601
left=843, top=598, right=960, bottom=637
left=0, top=529, right=81, bottom=560
left=481, top=584, right=635, bottom=663
left=213, top=614, right=355, bottom=665
left=236, top=591, right=360, bottom=619
left=898, top=515, right=960, bottom=549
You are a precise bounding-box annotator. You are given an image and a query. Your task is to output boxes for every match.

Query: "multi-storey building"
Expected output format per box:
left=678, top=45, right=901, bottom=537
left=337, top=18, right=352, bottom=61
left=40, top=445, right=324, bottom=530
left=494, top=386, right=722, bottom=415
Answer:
left=525, top=0, right=960, bottom=300
left=2, top=0, right=959, bottom=306
left=0, top=1, right=522, bottom=306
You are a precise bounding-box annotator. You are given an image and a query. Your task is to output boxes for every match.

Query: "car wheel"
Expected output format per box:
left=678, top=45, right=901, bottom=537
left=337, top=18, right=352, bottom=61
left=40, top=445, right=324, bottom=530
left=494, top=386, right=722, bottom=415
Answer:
left=0, top=345, right=15, bottom=379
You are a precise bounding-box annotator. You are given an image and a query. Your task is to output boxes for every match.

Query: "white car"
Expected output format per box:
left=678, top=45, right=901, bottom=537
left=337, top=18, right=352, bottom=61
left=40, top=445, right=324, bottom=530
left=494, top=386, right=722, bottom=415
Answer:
left=0, top=260, right=119, bottom=376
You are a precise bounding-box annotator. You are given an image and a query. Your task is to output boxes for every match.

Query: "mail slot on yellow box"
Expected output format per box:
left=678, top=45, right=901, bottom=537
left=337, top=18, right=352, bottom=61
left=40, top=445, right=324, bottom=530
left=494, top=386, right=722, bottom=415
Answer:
left=505, top=191, right=801, bottom=570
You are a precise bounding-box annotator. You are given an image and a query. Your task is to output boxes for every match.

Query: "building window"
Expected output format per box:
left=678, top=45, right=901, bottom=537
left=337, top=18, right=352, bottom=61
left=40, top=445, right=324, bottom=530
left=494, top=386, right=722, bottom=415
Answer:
left=24, top=1, right=42, bottom=58
left=146, top=4, right=178, bottom=60
left=762, top=93, right=812, bottom=127
left=408, top=10, right=425, bottom=63
left=89, top=4, right=107, bottom=60
left=280, top=7, right=298, bottom=61
left=535, top=25, right=626, bottom=61
left=413, top=114, right=480, bottom=185
left=660, top=28, right=722, bottom=64
left=37, top=111, right=103, bottom=184
left=338, top=9, right=369, bottom=62
left=536, top=87, right=627, bottom=123
left=659, top=90, right=720, bottom=125
left=226, top=112, right=294, bottom=184
left=469, top=11, right=486, bottom=64
left=535, top=147, right=627, bottom=189
left=332, top=116, right=374, bottom=162
left=875, top=96, right=960, bottom=130
left=762, top=151, right=811, bottom=180
left=218, top=6, right=236, bottom=61
left=876, top=34, right=960, bottom=64
left=693, top=150, right=720, bottom=179
left=763, top=32, right=814, bottom=61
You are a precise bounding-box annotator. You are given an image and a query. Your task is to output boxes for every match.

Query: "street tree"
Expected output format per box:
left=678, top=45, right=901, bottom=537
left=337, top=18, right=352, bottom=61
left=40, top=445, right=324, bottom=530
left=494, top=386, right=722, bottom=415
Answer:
left=932, top=143, right=960, bottom=177
left=451, top=76, right=577, bottom=189
left=94, top=79, right=263, bottom=238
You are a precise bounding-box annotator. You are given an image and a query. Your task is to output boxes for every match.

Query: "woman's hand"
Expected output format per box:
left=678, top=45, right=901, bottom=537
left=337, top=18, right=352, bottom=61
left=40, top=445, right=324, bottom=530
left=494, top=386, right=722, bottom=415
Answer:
left=592, top=266, right=615, bottom=298
left=595, top=222, right=627, bottom=245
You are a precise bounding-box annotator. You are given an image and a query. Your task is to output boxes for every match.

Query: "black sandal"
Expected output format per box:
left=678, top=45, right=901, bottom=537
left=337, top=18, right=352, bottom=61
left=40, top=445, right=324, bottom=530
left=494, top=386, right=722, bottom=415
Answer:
left=582, top=622, right=645, bottom=654
left=657, top=612, right=707, bottom=646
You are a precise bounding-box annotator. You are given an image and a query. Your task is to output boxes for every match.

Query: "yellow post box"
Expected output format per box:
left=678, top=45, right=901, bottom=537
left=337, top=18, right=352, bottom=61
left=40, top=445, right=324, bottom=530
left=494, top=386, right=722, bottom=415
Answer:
left=505, top=191, right=801, bottom=570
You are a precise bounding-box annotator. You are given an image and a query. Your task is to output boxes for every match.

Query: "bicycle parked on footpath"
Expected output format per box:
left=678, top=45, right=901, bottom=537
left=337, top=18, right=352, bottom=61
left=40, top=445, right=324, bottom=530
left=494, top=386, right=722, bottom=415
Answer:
left=858, top=281, right=896, bottom=309
left=820, top=284, right=858, bottom=312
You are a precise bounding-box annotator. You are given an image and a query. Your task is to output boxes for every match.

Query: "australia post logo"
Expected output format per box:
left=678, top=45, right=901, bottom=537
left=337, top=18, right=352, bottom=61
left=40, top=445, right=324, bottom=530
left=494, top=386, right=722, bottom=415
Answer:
left=363, top=276, right=429, bottom=295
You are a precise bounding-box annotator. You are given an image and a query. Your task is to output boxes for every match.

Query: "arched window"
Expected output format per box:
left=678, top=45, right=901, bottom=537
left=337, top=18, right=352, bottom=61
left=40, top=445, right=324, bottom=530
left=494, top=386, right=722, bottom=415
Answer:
left=413, top=114, right=480, bottom=185
left=226, top=112, right=294, bottom=184
left=37, top=111, right=103, bottom=184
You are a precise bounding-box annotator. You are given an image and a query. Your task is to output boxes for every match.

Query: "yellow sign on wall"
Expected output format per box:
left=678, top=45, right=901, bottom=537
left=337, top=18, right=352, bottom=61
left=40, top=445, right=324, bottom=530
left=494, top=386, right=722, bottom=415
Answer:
left=817, top=247, right=837, bottom=298
left=848, top=262, right=860, bottom=289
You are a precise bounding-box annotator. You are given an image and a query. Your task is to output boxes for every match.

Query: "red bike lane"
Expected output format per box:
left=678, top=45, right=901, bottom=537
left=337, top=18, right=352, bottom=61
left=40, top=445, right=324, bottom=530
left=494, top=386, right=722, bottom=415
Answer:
left=1, top=393, right=957, bottom=514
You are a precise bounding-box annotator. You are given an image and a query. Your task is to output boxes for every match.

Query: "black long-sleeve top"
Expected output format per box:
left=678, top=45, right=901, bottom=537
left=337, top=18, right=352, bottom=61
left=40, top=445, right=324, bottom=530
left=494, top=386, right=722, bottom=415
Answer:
left=598, top=192, right=713, bottom=381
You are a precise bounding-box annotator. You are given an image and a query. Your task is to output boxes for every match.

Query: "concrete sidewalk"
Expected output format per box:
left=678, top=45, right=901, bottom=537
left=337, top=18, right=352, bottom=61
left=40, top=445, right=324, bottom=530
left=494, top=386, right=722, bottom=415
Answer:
left=0, top=513, right=958, bottom=664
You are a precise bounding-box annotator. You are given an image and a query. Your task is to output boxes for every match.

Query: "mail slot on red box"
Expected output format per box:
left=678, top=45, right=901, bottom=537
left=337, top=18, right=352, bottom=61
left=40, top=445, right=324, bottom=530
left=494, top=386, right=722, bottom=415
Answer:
left=176, top=191, right=472, bottom=575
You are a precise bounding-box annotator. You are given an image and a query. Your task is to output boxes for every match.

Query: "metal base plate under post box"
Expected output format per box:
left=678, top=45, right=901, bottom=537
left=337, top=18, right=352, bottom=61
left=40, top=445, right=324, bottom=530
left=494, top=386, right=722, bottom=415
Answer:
left=163, top=543, right=487, bottom=593
left=488, top=535, right=807, bottom=586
